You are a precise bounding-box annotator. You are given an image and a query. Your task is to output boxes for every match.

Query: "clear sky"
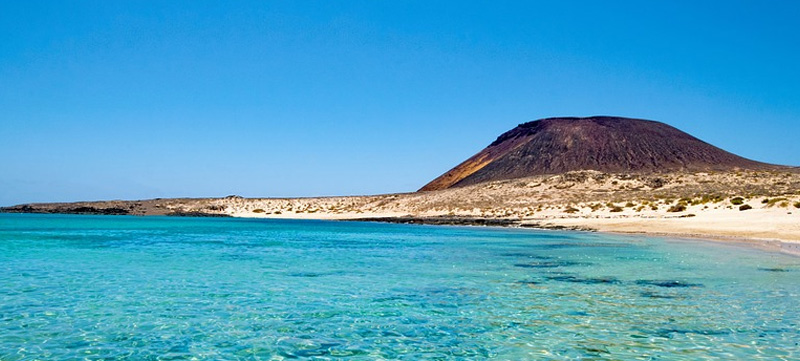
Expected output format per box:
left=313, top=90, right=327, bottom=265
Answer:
left=2, top=1, right=799, bottom=206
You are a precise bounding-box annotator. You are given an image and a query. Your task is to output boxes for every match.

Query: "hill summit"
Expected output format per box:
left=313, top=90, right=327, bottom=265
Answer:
left=420, top=116, right=777, bottom=191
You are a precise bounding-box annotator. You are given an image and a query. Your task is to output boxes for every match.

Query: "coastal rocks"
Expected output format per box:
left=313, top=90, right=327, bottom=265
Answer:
left=0, top=205, right=130, bottom=215
left=165, top=211, right=231, bottom=217
left=69, top=206, right=130, bottom=215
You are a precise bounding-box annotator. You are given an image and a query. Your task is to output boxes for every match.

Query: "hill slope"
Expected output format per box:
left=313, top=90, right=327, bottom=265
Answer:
left=420, top=116, right=777, bottom=191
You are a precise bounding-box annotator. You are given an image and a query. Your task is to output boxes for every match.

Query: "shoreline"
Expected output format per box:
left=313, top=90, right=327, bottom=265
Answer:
left=603, top=230, right=800, bottom=256
left=3, top=169, right=798, bottom=256
left=2, top=210, right=799, bottom=256
left=341, top=215, right=800, bottom=257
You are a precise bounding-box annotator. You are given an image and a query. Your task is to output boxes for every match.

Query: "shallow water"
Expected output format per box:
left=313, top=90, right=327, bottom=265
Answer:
left=1, top=213, right=798, bottom=360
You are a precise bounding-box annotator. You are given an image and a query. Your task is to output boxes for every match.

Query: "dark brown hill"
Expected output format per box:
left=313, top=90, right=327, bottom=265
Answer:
left=420, top=116, right=779, bottom=191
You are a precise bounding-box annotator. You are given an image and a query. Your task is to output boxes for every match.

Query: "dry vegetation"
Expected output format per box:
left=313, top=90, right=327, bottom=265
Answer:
left=5, top=170, right=799, bottom=233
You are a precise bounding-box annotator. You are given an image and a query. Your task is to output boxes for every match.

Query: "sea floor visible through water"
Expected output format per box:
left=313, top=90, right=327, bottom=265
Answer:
left=0, top=213, right=798, bottom=360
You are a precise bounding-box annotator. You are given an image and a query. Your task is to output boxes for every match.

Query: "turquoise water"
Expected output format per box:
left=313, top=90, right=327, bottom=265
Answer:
left=1, top=214, right=798, bottom=360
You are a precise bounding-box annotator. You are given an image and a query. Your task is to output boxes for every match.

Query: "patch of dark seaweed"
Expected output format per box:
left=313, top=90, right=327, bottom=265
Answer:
left=527, top=242, right=631, bottom=250
left=640, top=291, right=681, bottom=299
left=514, top=260, right=592, bottom=268
left=635, top=280, right=703, bottom=288
left=287, top=272, right=332, bottom=278
left=280, top=347, right=334, bottom=358
left=757, top=267, right=792, bottom=273
left=526, top=243, right=577, bottom=250
left=376, top=287, right=487, bottom=307
left=499, top=252, right=552, bottom=260
left=219, top=253, right=262, bottom=262
left=580, top=346, right=610, bottom=354
left=653, top=328, right=729, bottom=338
left=546, top=275, right=621, bottom=285
left=372, top=295, right=411, bottom=303
left=615, top=255, right=664, bottom=262
left=567, top=311, right=591, bottom=317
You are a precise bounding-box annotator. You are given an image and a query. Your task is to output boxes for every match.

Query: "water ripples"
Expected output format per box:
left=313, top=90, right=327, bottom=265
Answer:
left=0, top=214, right=799, bottom=360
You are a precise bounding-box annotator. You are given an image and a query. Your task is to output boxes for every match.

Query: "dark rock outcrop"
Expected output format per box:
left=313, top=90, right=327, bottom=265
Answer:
left=0, top=205, right=130, bottom=215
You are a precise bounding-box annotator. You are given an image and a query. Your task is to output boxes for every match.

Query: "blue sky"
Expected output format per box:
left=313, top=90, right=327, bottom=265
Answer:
left=2, top=1, right=799, bottom=205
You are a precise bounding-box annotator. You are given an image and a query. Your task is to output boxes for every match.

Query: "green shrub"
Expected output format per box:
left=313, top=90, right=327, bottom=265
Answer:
left=739, top=204, right=752, bottom=211
left=564, top=207, right=580, bottom=214
left=609, top=206, right=624, bottom=213
left=730, top=197, right=745, bottom=205
left=667, top=205, right=686, bottom=213
left=252, top=208, right=265, bottom=213
left=766, top=198, right=788, bottom=207
left=693, top=194, right=718, bottom=204
left=625, top=202, right=635, bottom=208
left=794, top=202, right=800, bottom=209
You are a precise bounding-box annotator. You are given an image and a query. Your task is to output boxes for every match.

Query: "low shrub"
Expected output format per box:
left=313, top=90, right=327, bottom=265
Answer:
left=609, top=206, right=624, bottom=213
left=252, top=208, right=265, bottom=213
left=739, top=204, right=752, bottom=211
left=564, top=207, right=580, bottom=214
left=766, top=198, right=788, bottom=207
left=730, top=197, right=745, bottom=205
left=667, top=205, right=686, bottom=213
left=794, top=202, right=800, bottom=209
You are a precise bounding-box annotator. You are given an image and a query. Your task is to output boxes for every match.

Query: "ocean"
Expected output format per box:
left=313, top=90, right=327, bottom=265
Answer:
left=1, top=213, right=798, bottom=360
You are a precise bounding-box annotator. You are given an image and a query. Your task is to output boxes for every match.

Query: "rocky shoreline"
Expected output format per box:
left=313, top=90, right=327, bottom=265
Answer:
left=346, top=215, right=596, bottom=232
left=0, top=204, right=230, bottom=218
